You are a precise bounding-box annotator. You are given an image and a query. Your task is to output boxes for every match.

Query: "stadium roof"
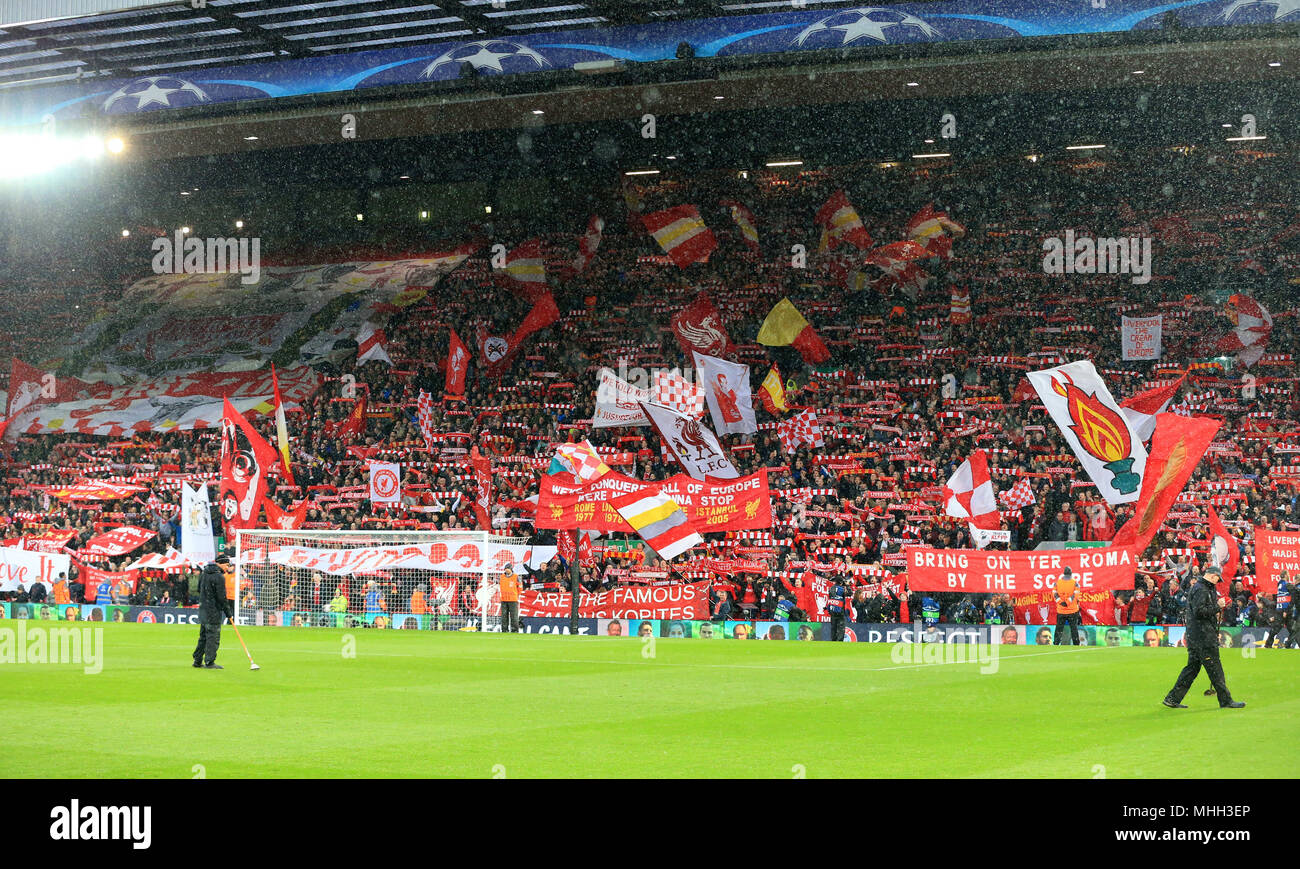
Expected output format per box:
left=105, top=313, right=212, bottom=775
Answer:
left=0, top=0, right=879, bottom=90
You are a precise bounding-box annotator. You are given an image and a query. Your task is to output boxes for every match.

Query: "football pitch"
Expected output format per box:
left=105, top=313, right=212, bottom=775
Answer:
left=2, top=621, right=1296, bottom=779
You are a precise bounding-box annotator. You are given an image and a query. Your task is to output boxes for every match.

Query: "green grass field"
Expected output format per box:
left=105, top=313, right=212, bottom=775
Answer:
left=1, top=620, right=1296, bottom=778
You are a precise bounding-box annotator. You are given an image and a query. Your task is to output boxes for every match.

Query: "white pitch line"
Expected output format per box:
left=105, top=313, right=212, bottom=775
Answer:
left=130, top=642, right=1104, bottom=673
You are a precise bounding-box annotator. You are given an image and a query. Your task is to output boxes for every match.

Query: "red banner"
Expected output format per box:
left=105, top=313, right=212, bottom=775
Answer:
left=535, top=470, right=771, bottom=532
left=24, top=529, right=78, bottom=553
left=904, top=545, right=1138, bottom=593
left=1011, top=588, right=1118, bottom=625
left=77, top=563, right=142, bottom=597
left=519, top=581, right=710, bottom=619
left=83, top=526, right=157, bottom=557
left=1252, top=526, right=1299, bottom=594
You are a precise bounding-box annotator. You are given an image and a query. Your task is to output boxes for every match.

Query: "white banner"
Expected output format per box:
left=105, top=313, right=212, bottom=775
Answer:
left=180, top=483, right=217, bottom=565
left=243, top=541, right=547, bottom=576
left=1027, top=360, right=1148, bottom=505
left=1121, top=315, right=1162, bottom=361
left=692, top=351, right=757, bottom=435
left=640, top=400, right=739, bottom=480
left=0, top=546, right=71, bottom=592
left=592, top=367, right=650, bottom=428
left=369, top=461, right=402, bottom=505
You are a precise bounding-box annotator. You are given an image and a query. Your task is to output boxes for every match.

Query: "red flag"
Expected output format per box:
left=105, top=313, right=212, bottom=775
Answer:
left=470, top=445, right=493, bottom=529
left=642, top=205, right=718, bottom=267
left=578, top=533, right=596, bottom=566
left=671, top=292, right=732, bottom=358
left=1111, top=414, right=1221, bottom=555
left=323, top=395, right=367, bottom=440
left=219, top=397, right=280, bottom=532
left=485, top=290, right=560, bottom=377
left=558, top=529, right=577, bottom=565
left=264, top=498, right=310, bottom=531
left=1207, top=505, right=1239, bottom=594
left=574, top=215, right=604, bottom=272
left=446, top=328, right=469, bottom=395
left=496, top=237, right=547, bottom=302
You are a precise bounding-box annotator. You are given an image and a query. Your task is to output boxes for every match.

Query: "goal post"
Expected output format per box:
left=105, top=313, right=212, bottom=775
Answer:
left=233, top=529, right=532, bottom=632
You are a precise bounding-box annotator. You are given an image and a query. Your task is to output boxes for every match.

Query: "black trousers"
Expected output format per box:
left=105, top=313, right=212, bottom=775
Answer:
left=1167, top=643, right=1233, bottom=706
left=1265, top=614, right=1296, bottom=648
left=193, top=617, right=223, bottom=665
left=830, top=612, right=847, bottom=642
left=1054, top=612, right=1080, bottom=645
left=500, top=601, right=520, bottom=633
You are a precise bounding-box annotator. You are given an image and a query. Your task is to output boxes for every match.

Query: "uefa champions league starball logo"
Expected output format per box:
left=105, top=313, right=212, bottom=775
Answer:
left=102, top=76, right=210, bottom=113
left=421, top=40, right=551, bottom=78
left=793, top=6, right=940, bottom=48
left=1218, top=0, right=1300, bottom=22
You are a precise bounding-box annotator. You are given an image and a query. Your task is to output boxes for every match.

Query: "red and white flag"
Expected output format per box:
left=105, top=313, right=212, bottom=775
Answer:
left=470, top=446, right=493, bottom=528
left=721, top=200, right=759, bottom=252
left=643, top=205, right=717, bottom=267
left=950, top=285, right=972, bottom=325
left=574, top=215, right=604, bottom=272
left=998, top=477, right=1036, bottom=511
left=446, top=328, right=469, bottom=395
left=653, top=369, right=705, bottom=419
left=1215, top=294, right=1272, bottom=368
left=776, top=409, right=823, bottom=454
left=416, top=389, right=439, bottom=453
left=692, top=351, right=756, bottom=435
left=943, top=449, right=1001, bottom=547
left=369, top=461, right=401, bottom=505
left=1120, top=373, right=1185, bottom=443
left=816, top=190, right=873, bottom=251
left=356, top=321, right=393, bottom=366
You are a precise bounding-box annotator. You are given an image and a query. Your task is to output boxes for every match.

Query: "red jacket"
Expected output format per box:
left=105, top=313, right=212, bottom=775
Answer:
left=1126, top=594, right=1151, bottom=624
left=780, top=572, right=818, bottom=619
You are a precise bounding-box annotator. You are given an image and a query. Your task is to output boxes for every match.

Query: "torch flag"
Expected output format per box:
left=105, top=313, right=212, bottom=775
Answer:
left=1027, top=360, right=1148, bottom=506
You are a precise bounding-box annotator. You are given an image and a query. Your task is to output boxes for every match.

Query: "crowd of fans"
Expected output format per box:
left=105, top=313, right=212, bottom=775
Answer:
left=2, top=146, right=1299, bottom=637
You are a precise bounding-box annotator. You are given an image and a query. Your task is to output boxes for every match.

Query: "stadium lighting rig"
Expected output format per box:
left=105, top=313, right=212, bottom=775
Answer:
left=0, top=130, right=126, bottom=180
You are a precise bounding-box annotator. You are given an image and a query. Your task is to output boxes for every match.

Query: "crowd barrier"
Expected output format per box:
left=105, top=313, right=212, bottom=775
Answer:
left=1, top=603, right=1287, bottom=646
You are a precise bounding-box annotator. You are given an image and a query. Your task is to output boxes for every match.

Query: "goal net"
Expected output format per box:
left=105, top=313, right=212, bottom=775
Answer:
left=233, top=529, right=532, bottom=632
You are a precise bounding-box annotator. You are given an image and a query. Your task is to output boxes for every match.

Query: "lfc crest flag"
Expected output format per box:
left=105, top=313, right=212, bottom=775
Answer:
left=1027, top=360, right=1148, bottom=506
left=219, top=397, right=279, bottom=531
left=639, top=401, right=739, bottom=481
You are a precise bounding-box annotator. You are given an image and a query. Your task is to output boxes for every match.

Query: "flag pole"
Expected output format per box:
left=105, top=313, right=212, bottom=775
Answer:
left=569, top=530, right=580, bottom=635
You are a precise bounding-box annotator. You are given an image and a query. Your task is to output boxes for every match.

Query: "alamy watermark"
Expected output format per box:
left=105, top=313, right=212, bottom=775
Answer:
left=889, top=622, right=1000, bottom=674
left=151, top=230, right=261, bottom=285
left=50, top=799, right=150, bottom=849
left=1042, top=230, right=1152, bottom=285
left=0, top=622, right=103, bottom=674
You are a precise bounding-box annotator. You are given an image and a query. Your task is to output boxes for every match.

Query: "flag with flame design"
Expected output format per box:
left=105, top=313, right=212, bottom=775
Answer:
left=1027, top=360, right=1148, bottom=506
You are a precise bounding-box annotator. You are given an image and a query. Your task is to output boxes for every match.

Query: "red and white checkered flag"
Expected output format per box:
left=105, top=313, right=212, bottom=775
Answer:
left=999, top=476, right=1036, bottom=510
left=653, top=369, right=705, bottom=418
left=416, top=389, right=438, bottom=453
left=776, top=409, right=823, bottom=454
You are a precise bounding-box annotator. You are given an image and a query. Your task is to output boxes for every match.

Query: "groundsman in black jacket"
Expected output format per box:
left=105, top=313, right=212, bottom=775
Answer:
left=192, top=554, right=234, bottom=669
left=1163, top=567, right=1245, bottom=709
